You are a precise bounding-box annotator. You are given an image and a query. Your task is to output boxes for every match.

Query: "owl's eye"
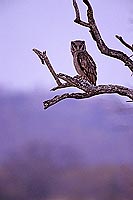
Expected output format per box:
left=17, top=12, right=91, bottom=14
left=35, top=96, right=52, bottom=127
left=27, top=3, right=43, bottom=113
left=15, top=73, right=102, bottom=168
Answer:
left=79, top=44, right=84, bottom=50
left=73, top=43, right=77, bottom=48
left=71, top=42, right=77, bottom=51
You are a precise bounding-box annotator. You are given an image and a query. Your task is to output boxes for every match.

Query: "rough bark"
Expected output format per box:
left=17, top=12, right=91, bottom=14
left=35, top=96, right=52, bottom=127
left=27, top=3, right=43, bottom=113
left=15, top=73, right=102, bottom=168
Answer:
left=73, top=0, right=133, bottom=72
left=33, top=0, right=133, bottom=109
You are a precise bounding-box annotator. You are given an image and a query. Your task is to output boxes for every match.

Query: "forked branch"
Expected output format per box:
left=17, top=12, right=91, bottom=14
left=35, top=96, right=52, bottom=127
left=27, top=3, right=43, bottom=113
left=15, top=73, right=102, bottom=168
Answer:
left=44, top=84, right=133, bottom=109
left=33, top=1, right=133, bottom=109
left=33, top=48, right=62, bottom=86
left=33, top=49, right=133, bottom=109
left=73, top=0, right=133, bottom=72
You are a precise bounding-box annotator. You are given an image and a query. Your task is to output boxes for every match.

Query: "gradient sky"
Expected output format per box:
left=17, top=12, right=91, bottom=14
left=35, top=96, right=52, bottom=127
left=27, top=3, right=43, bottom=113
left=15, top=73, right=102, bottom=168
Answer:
left=0, top=0, right=132, bottom=91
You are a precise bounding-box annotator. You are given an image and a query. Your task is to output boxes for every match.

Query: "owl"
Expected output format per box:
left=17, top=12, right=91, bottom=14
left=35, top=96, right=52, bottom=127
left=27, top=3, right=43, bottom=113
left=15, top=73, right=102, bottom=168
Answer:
left=71, top=40, right=97, bottom=86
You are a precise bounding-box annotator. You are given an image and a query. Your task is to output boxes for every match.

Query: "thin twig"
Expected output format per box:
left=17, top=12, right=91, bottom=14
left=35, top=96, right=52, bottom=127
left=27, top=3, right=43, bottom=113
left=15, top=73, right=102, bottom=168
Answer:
left=73, top=0, right=80, bottom=20
left=116, top=35, right=133, bottom=52
left=33, top=48, right=62, bottom=86
left=50, top=82, right=72, bottom=91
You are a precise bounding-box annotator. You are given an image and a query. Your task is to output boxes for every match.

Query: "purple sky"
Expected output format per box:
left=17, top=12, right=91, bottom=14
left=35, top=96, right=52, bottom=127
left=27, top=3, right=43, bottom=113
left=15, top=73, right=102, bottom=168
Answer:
left=0, top=0, right=132, bottom=91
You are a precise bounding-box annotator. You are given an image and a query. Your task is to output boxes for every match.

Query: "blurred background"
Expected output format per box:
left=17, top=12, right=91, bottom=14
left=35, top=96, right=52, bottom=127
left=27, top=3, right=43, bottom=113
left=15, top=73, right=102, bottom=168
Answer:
left=0, top=0, right=133, bottom=199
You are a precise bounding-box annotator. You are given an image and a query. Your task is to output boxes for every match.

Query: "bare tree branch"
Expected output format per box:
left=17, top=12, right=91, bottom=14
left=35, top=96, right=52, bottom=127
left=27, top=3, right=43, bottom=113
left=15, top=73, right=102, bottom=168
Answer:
left=73, top=0, right=92, bottom=27
left=33, top=1, right=133, bottom=109
left=33, top=48, right=62, bottom=86
left=51, top=82, right=72, bottom=91
left=44, top=83, right=133, bottom=109
left=44, top=92, right=89, bottom=109
left=116, top=35, right=133, bottom=52
left=72, top=0, right=80, bottom=20
left=73, top=0, right=133, bottom=73
left=32, top=48, right=133, bottom=109
left=57, top=73, right=92, bottom=93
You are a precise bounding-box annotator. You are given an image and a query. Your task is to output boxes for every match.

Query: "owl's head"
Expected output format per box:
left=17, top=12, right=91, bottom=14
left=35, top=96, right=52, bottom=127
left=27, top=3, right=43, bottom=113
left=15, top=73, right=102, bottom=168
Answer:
left=71, top=40, right=86, bottom=55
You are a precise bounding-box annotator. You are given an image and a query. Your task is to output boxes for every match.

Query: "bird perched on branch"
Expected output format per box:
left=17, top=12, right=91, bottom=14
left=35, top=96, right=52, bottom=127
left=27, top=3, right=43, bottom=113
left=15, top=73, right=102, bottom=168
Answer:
left=71, top=40, right=97, bottom=86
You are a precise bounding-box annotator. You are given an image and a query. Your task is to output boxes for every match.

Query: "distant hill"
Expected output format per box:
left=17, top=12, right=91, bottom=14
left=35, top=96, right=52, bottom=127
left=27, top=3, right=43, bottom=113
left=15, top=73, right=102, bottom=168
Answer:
left=0, top=89, right=133, bottom=165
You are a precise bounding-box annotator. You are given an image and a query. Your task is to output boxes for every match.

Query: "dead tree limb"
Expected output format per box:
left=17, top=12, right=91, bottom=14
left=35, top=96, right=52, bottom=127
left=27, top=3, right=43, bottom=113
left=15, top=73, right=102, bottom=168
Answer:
left=33, top=48, right=133, bottom=109
left=116, top=35, right=133, bottom=53
left=33, top=1, right=133, bottom=109
left=51, top=82, right=72, bottom=91
left=44, top=93, right=89, bottom=109
left=33, top=48, right=62, bottom=86
left=44, top=83, right=133, bottom=109
left=73, top=0, right=133, bottom=73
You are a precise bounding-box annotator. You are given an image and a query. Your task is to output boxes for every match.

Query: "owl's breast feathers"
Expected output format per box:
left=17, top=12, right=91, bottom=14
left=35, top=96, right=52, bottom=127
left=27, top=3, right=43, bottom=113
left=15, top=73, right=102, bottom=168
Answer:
left=77, top=51, right=97, bottom=86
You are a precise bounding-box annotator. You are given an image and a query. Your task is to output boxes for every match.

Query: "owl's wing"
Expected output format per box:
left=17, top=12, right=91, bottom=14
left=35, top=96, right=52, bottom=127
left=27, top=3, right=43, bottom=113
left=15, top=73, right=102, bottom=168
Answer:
left=77, top=52, right=97, bottom=86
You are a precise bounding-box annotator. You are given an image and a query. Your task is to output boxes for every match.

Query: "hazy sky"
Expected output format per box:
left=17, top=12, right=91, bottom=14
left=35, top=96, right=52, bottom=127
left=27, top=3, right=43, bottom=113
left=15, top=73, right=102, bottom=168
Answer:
left=0, top=0, right=132, bottom=91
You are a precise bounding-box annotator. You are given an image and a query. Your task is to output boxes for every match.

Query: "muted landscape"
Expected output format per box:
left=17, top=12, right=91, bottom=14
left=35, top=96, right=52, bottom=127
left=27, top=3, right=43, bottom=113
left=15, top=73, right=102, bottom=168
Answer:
left=0, top=89, right=133, bottom=199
